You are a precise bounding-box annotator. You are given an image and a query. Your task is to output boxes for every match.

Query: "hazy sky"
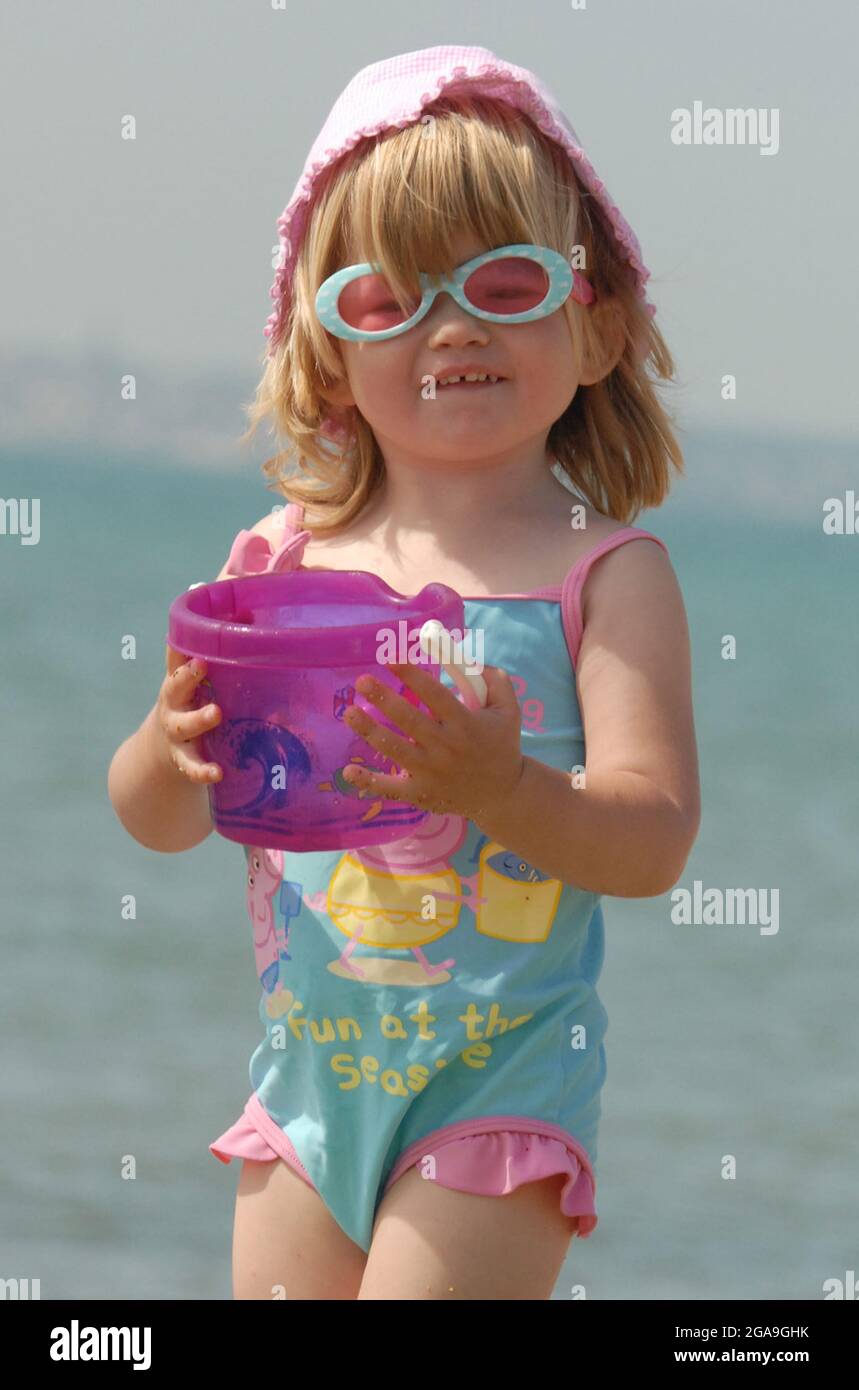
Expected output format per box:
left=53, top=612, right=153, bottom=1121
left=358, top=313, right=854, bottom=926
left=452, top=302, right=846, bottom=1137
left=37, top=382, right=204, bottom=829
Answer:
left=3, top=0, right=857, bottom=439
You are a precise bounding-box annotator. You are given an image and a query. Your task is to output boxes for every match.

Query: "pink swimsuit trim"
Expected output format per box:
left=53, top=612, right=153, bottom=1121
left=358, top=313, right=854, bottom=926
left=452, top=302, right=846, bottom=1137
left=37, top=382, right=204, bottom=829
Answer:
left=210, top=1094, right=598, bottom=1237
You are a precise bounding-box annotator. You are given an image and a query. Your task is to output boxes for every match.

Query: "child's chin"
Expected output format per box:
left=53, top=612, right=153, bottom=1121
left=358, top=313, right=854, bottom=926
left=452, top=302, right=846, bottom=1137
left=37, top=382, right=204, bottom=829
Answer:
left=411, top=435, right=512, bottom=462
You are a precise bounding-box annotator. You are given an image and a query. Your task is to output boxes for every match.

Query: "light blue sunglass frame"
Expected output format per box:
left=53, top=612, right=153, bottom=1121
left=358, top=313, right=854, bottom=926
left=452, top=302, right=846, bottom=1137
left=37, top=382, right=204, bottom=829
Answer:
left=314, top=243, right=594, bottom=342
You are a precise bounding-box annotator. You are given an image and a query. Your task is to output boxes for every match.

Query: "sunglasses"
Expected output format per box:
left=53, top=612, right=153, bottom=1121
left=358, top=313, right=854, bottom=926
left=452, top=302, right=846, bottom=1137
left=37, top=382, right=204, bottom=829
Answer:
left=314, top=243, right=595, bottom=342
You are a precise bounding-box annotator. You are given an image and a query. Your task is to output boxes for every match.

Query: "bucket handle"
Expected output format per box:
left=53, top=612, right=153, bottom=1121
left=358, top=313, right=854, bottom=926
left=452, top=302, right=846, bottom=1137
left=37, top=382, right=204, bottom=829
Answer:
left=418, top=620, right=488, bottom=711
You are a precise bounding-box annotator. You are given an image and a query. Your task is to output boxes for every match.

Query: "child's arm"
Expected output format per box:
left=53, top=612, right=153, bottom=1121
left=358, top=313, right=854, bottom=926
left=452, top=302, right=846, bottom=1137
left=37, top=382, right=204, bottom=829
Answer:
left=476, top=540, right=700, bottom=897
left=107, top=698, right=214, bottom=853
left=107, top=553, right=237, bottom=853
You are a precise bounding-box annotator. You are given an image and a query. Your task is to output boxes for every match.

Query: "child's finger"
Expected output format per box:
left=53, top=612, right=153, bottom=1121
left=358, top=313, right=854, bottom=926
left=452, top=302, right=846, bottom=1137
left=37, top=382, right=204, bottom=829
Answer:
left=166, top=705, right=222, bottom=743
left=165, top=644, right=205, bottom=679
left=163, top=657, right=208, bottom=709
left=168, top=744, right=223, bottom=783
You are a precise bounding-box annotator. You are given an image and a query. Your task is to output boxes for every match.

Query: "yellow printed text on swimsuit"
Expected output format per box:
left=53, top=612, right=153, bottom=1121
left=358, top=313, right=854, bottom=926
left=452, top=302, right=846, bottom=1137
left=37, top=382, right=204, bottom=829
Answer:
left=266, top=998, right=533, bottom=1096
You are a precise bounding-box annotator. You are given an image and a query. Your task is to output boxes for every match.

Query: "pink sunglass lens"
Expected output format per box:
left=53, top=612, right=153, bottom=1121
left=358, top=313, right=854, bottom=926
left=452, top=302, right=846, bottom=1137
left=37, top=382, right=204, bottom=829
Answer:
left=337, top=273, right=420, bottom=332
left=463, top=257, right=550, bottom=314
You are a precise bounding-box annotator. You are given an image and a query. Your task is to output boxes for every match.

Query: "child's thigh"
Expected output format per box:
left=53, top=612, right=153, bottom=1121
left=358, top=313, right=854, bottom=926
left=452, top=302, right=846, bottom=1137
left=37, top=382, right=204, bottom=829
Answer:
left=358, top=1167, right=575, bottom=1300
left=232, top=1157, right=367, bottom=1300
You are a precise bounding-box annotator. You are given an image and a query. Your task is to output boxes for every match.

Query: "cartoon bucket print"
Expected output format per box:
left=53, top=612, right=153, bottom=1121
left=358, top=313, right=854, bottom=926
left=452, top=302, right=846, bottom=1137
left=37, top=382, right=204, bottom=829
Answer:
left=473, top=840, right=563, bottom=943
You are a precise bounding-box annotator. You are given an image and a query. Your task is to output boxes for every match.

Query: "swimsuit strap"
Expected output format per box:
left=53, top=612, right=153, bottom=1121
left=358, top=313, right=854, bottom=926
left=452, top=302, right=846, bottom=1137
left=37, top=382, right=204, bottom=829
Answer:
left=279, top=501, right=306, bottom=535
left=561, top=528, right=669, bottom=671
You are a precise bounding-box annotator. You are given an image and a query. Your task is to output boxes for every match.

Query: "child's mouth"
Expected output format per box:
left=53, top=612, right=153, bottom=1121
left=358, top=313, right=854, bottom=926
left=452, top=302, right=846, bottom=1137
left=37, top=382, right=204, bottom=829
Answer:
left=435, top=374, right=504, bottom=390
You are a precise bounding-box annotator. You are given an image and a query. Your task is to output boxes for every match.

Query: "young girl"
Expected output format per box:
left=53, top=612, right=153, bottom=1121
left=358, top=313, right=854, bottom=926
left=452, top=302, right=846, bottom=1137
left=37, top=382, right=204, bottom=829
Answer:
left=109, top=45, right=700, bottom=1300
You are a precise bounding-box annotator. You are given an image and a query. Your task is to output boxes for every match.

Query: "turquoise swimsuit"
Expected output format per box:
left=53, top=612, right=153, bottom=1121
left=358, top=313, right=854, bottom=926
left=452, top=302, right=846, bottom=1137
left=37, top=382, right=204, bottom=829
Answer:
left=211, top=507, right=669, bottom=1252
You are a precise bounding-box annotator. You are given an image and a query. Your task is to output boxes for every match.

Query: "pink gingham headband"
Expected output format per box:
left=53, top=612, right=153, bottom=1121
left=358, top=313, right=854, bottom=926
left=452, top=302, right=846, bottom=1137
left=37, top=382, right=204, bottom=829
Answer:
left=263, top=44, right=656, bottom=356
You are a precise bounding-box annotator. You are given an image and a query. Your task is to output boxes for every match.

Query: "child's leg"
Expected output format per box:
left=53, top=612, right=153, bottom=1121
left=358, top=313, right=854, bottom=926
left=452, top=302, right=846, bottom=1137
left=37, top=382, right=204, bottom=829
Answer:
left=232, top=1157, right=367, bottom=1300
left=358, top=1168, right=575, bottom=1300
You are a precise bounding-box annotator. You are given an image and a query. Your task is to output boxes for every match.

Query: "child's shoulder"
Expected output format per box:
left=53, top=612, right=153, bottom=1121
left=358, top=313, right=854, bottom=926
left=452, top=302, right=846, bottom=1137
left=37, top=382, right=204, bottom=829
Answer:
left=579, top=500, right=671, bottom=571
left=577, top=512, right=679, bottom=649
left=578, top=509, right=669, bottom=564
left=566, top=507, right=670, bottom=584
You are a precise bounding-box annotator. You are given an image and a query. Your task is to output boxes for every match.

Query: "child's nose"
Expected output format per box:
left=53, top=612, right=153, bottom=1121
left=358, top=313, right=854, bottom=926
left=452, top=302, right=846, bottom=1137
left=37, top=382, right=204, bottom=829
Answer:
left=424, top=292, right=490, bottom=344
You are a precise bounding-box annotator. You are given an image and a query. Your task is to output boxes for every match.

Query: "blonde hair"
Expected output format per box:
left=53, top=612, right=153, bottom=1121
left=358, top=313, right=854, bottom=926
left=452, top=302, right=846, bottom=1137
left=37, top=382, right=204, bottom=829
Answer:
left=239, top=96, right=686, bottom=534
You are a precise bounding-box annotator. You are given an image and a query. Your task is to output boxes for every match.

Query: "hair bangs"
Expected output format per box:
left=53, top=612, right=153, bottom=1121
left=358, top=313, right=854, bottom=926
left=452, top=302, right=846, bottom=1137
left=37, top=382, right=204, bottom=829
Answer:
left=337, top=98, right=576, bottom=309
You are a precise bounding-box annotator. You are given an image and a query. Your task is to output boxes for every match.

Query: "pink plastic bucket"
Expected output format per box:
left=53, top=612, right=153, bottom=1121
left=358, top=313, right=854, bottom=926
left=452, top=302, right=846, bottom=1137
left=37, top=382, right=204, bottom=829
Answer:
left=167, top=570, right=464, bottom=851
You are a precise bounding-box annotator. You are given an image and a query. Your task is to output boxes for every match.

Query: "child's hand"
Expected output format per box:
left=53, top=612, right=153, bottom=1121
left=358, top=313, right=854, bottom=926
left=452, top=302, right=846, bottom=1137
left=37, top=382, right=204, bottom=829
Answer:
left=157, top=646, right=223, bottom=783
left=341, top=661, right=525, bottom=822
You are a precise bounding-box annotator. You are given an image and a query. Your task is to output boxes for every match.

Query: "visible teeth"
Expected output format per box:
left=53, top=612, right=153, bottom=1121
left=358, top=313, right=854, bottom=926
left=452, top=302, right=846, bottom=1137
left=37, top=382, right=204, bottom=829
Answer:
left=438, top=373, right=500, bottom=386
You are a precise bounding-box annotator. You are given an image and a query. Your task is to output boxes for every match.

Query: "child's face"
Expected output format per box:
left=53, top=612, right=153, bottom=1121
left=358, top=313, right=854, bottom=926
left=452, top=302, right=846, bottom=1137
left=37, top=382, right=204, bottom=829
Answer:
left=326, top=230, right=589, bottom=466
